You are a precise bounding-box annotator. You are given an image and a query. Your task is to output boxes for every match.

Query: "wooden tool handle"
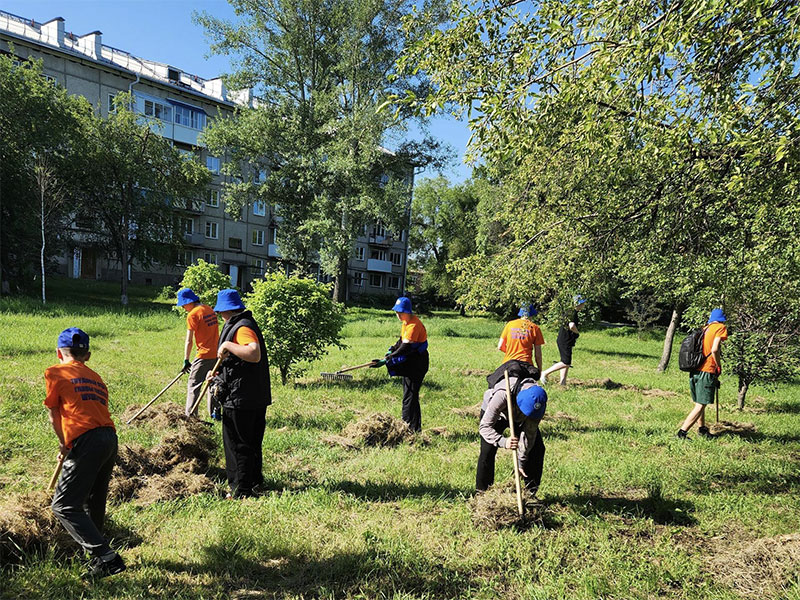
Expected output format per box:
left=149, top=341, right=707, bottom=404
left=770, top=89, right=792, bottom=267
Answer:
left=126, top=370, right=186, bottom=425
left=504, top=369, right=525, bottom=517
left=48, top=454, right=65, bottom=491
left=337, top=361, right=378, bottom=374
left=189, top=356, right=223, bottom=417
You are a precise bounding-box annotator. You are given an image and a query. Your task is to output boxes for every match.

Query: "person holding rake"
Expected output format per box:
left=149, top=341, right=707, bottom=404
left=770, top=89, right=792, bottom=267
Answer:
left=176, top=287, right=220, bottom=419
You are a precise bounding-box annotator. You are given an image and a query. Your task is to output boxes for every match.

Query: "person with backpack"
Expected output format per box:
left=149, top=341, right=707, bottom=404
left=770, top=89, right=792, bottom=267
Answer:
left=540, top=295, right=586, bottom=385
left=677, top=308, right=729, bottom=440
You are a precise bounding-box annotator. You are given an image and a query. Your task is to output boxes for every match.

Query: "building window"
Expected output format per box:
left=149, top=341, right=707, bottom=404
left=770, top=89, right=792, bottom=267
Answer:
left=108, top=93, right=117, bottom=114
left=370, top=249, right=387, bottom=261
left=253, top=200, right=266, bottom=217
left=207, top=189, right=220, bottom=207
left=356, top=246, right=365, bottom=261
left=174, top=105, right=206, bottom=129
left=252, top=258, right=265, bottom=276
left=388, top=275, right=401, bottom=290
left=177, top=250, right=193, bottom=266
left=206, top=156, right=221, bottom=174
left=205, top=220, right=218, bottom=239
left=369, top=273, right=383, bottom=288
left=181, top=218, right=193, bottom=234
left=42, top=74, right=57, bottom=84
left=254, top=168, right=267, bottom=183
left=268, top=226, right=277, bottom=245
left=390, top=251, right=403, bottom=266
left=371, top=223, right=386, bottom=238
left=252, top=229, right=264, bottom=246
left=203, top=252, right=217, bottom=264
left=144, top=98, right=171, bottom=121
left=229, top=237, right=242, bottom=250
left=353, top=272, right=365, bottom=287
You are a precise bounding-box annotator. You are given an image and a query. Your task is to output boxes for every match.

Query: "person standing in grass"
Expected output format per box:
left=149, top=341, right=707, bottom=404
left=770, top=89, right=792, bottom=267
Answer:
left=540, top=295, right=587, bottom=385
left=476, top=376, right=547, bottom=495
left=45, top=327, right=125, bottom=579
left=497, top=303, right=544, bottom=374
left=211, top=289, right=271, bottom=498
left=177, top=288, right=220, bottom=419
left=371, top=296, right=429, bottom=432
left=677, top=308, right=729, bottom=440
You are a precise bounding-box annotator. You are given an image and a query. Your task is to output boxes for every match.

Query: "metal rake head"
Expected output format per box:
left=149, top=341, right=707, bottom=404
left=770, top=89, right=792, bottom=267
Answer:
left=320, top=372, right=354, bottom=381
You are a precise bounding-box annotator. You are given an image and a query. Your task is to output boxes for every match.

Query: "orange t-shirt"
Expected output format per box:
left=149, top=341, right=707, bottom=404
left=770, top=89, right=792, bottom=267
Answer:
left=401, top=316, right=427, bottom=343
left=700, top=322, right=728, bottom=374
left=43, top=361, right=115, bottom=448
left=499, top=318, right=545, bottom=364
left=234, top=326, right=259, bottom=346
left=187, top=304, right=220, bottom=360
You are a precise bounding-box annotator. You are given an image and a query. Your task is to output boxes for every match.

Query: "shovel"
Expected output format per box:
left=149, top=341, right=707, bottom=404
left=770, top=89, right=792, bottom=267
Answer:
left=504, top=369, right=525, bottom=518
left=320, top=361, right=376, bottom=381
left=126, top=370, right=186, bottom=425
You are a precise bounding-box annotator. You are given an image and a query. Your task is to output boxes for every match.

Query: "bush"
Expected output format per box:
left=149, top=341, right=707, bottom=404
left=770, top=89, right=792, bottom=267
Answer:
left=245, top=273, right=346, bottom=384
left=172, top=260, right=233, bottom=314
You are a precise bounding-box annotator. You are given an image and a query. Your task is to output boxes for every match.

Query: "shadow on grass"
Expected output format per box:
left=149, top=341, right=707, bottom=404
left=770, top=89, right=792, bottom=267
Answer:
left=297, top=377, right=445, bottom=392
left=763, top=401, right=800, bottom=415
left=105, top=515, right=144, bottom=550
left=584, top=348, right=657, bottom=360
left=689, top=468, right=800, bottom=494
left=260, top=475, right=470, bottom=503
left=546, top=488, right=696, bottom=526
left=265, top=412, right=349, bottom=431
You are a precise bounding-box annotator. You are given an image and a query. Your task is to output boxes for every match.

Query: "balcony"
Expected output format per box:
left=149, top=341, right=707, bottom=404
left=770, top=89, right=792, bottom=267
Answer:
left=183, top=232, right=205, bottom=246
left=268, top=243, right=281, bottom=258
left=367, top=258, right=392, bottom=273
left=179, top=199, right=204, bottom=214
left=368, top=234, right=394, bottom=247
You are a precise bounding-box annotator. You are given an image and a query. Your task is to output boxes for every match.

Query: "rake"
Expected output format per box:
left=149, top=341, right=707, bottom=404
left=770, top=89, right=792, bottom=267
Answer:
left=321, top=361, right=376, bottom=381
left=125, top=370, right=186, bottom=425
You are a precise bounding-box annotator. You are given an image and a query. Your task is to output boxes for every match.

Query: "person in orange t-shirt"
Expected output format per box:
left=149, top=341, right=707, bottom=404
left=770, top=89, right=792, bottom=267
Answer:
left=44, top=327, right=125, bottom=579
left=677, top=309, right=729, bottom=440
left=498, top=304, right=545, bottom=373
left=177, top=288, right=220, bottom=418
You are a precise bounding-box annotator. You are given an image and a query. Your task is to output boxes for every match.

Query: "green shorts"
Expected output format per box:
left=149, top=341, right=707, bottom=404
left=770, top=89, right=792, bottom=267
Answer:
left=689, top=371, right=717, bottom=405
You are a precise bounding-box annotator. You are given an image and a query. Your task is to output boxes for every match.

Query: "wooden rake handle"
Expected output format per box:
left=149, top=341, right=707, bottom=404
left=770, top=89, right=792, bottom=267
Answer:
left=504, top=369, right=525, bottom=518
left=48, top=453, right=65, bottom=491
left=125, top=370, right=186, bottom=425
left=337, top=361, right=378, bottom=374
left=189, top=356, right=223, bottom=417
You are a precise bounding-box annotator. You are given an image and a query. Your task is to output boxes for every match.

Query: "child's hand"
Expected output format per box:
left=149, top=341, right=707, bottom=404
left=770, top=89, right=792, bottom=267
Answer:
left=507, top=436, right=519, bottom=450
left=519, top=466, right=528, bottom=478
left=58, top=443, right=69, bottom=458
left=218, top=343, right=230, bottom=359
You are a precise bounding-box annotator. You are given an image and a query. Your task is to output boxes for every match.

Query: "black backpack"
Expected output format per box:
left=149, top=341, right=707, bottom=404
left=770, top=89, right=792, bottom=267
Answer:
left=678, top=327, right=708, bottom=372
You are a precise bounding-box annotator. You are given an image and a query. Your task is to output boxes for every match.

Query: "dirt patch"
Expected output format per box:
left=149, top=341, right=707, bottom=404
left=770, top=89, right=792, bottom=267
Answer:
left=451, top=402, right=482, bottom=419
left=710, top=533, right=800, bottom=598
left=710, top=421, right=757, bottom=436
left=110, top=403, right=218, bottom=505
left=0, top=490, right=76, bottom=563
left=469, top=481, right=540, bottom=530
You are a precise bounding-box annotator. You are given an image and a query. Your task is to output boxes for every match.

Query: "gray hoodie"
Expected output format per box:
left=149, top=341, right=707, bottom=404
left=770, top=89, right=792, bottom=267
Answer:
left=479, top=376, right=541, bottom=463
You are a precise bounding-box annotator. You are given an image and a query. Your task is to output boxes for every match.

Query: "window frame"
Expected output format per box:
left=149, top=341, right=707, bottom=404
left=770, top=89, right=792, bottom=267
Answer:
left=207, top=189, right=220, bottom=208
left=388, top=275, right=401, bottom=290
left=206, top=156, right=221, bottom=175
left=253, top=200, right=266, bottom=217
left=252, top=229, right=264, bottom=246
left=369, top=273, right=383, bottom=288
left=205, top=220, right=219, bottom=240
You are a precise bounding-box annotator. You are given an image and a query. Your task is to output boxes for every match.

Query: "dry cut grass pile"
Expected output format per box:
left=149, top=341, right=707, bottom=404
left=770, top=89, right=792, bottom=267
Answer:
left=110, top=402, right=218, bottom=505
left=469, top=481, right=539, bottom=531
left=710, top=421, right=757, bottom=436
left=0, top=490, right=74, bottom=563
left=323, top=413, right=417, bottom=448
left=710, top=533, right=800, bottom=597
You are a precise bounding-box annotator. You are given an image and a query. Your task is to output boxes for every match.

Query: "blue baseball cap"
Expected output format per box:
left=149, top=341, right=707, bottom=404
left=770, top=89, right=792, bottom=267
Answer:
left=573, top=295, right=587, bottom=306
left=516, top=384, right=547, bottom=419
left=708, top=308, right=727, bottom=323
left=57, top=327, right=90, bottom=350
left=214, top=289, right=245, bottom=312
left=518, top=304, right=538, bottom=318
left=176, top=288, right=200, bottom=306
left=392, top=296, right=413, bottom=314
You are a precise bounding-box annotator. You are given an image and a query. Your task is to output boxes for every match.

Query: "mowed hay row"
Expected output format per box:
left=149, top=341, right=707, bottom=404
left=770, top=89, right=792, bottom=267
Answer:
left=110, top=403, right=219, bottom=505
left=0, top=490, right=75, bottom=563
left=322, top=413, right=418, bottom=449
left=469, top=481, right=539, bottom=531
left=710, top=534, right=800, bottom=598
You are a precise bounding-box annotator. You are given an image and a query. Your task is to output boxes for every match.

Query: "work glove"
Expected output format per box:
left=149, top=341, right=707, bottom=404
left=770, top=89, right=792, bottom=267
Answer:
left=182, top=359, right=192, bottom=373
left=370, top=359, right=387, bottom=368
left=385, top=348, right=393, bottom=357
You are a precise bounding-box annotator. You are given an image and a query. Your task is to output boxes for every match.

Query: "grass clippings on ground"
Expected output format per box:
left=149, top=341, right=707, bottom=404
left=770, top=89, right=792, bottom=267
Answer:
left=710, top=421, right=757, bottom=436
left=451, top=402, right=482, bottom=419
left=341, top=413, right=415, bottom=447
left=469, top=481, right=539, bottom=531
left=710, top=533, right=800, bottom=598
left=0, top=490, right=74, bottom=563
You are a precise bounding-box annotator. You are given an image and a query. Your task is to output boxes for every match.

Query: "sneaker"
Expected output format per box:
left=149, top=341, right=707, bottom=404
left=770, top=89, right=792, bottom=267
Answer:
left=676, top=429, right=691, bottom=441
left=82, top=553, right=126, bottom=580
left=698, top=426, right=715, bottom=439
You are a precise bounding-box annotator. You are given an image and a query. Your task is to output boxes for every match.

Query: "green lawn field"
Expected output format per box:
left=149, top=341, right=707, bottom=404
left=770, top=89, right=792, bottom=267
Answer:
left=1, top=278, right=799, bottom=599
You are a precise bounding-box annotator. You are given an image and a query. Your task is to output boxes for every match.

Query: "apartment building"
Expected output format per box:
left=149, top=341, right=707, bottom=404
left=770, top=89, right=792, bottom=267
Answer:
left=0, top=10, right=411, bottom=300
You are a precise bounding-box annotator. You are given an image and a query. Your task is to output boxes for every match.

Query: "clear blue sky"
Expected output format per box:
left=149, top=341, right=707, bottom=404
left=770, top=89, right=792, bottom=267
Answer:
left=2, top=0, right=472, bottom=183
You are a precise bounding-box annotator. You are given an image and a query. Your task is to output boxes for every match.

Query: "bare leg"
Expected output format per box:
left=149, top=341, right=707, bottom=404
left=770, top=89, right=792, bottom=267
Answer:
left=541, top=362, right=568, bottom=383
left=559, top=365, right=570, bottom=385
left=680, top=403, right=705, bottom=432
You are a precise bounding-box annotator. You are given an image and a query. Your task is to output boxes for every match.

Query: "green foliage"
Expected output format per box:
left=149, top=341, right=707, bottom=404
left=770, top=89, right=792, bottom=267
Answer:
left=172, top=260, right=233, bottom=314
left=245, top=273, right=346, bottom=384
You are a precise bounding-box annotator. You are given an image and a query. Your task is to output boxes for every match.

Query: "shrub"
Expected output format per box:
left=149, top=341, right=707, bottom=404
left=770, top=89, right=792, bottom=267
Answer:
left=245, top=273, right=346, bottom=384
left=172, top=260, right=233, bottom=314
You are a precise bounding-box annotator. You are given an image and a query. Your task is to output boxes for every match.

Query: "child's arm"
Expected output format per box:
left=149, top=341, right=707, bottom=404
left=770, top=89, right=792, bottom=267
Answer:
left=184, top=330, right=194, bottom=362
left=219, top=341, right=261, bottom=363
left=534, top=345, right=543, bottom=372
left=46, top=407, right=69, bottom=457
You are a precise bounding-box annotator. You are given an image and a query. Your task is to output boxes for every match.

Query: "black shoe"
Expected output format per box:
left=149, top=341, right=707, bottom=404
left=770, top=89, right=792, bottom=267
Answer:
left=82, top=553, right=126, bottom=580
left=676, top=429, right=691, bottom=441
left=698, top=426, right=715, bottom=439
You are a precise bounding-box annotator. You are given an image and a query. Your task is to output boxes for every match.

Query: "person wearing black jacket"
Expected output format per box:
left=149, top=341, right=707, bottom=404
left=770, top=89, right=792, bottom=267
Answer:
left=371, top=297, right=428, bottom=431
left=541, top=295, right=586, bottom=386
left=210, top=289, right=271, bottom=499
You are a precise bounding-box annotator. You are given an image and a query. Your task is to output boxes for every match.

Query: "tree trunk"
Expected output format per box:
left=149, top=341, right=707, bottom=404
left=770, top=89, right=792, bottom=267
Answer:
left=737, top=374, right=749, bottom=410
left=333, top=254, right=348, bottom=304
left=0, top=170, right=4, bottom=295
left=459, top=305, right=466, bottom=317
left=280, top=366, right=288, bottom=385
left=40, top=186, right=46, bottom=304
left=120, top=214, right=129, bottom=306
left=656, top=307, right=682, bottom=372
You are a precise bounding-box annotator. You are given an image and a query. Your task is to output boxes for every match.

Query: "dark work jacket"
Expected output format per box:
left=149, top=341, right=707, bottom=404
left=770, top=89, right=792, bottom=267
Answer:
left=486, top=360, right=541, bottom=394
left=217, top=310, right=271, bottom=411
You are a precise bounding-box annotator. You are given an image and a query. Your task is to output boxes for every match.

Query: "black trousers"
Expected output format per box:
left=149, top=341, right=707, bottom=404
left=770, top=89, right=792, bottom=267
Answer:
left=475, top=411, right=545, bottom=494
left=401, top=353, right=428, bottom=432
left=222, top=407, right=266, bottom=497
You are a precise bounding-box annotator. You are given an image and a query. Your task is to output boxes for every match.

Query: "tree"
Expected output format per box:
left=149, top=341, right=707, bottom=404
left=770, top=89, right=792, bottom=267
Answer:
left=75, top=94, right=210, bottom=306
left=32, top=154, right=66, bottom=304
left=245, top=273, right=346, bottom=384
left=196, top=0, right=447, bottom=302
left=174, top=259, right=235, bottom=314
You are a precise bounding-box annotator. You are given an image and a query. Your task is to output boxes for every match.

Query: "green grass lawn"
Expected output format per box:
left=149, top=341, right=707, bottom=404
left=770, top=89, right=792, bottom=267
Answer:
left=1, top=277, right=799, bottom=599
